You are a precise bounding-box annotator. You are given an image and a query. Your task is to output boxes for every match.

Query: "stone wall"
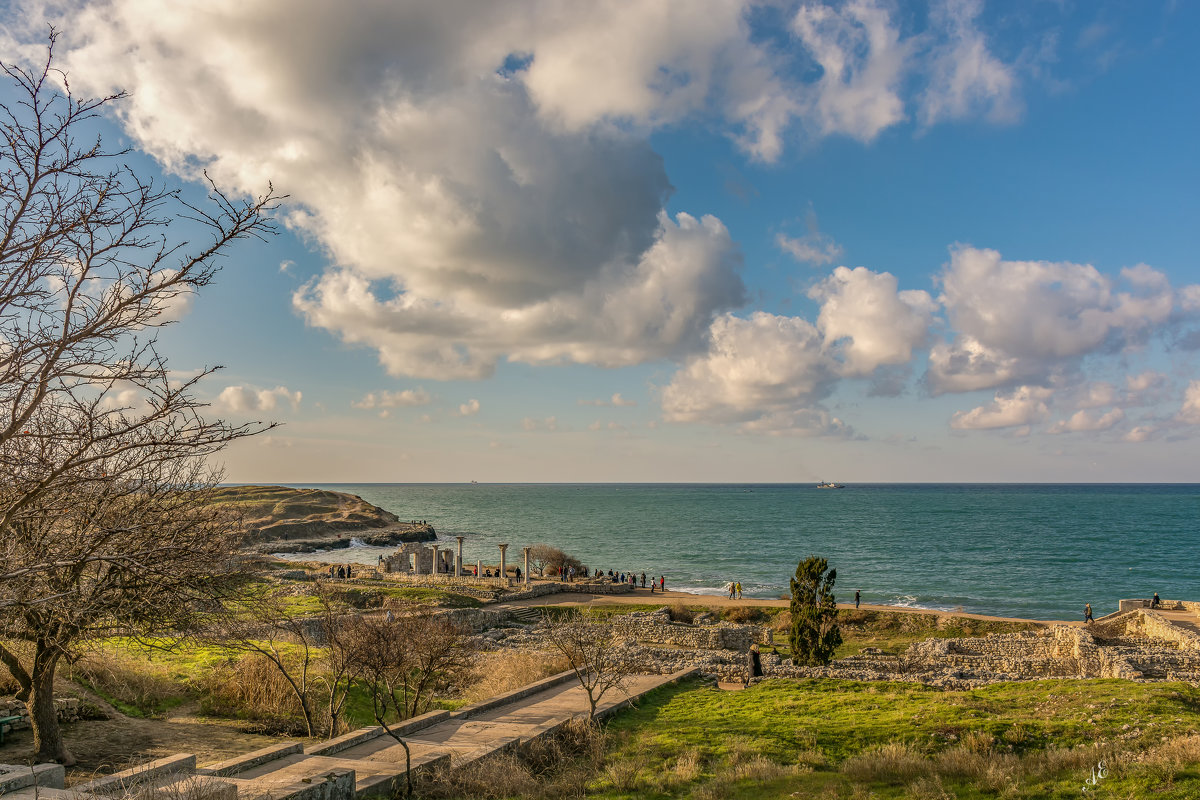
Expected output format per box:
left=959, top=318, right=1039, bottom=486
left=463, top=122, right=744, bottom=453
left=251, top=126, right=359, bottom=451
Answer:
left=1118, top=609, right=1200, bottom=652
left=1118, top=598, right=1200, bottom=613
left=0, top=696, right=86, bottom=735
left=607, top=610, right=770, bottom=651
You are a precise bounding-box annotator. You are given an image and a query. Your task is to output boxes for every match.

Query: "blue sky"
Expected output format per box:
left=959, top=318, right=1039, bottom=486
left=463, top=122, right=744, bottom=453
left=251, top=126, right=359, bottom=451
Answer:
left=4, top=0, right=1198, bottom=482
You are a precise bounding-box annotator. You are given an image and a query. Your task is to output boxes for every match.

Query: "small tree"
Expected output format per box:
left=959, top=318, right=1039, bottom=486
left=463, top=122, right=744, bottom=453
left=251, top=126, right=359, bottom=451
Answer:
left=542, top=609, right=642, bottom=719
left=789, top=555, right=841, bottom=666
left=215, top=582, right=353, bottom=738
left=345, top=613, right=473, bottom=799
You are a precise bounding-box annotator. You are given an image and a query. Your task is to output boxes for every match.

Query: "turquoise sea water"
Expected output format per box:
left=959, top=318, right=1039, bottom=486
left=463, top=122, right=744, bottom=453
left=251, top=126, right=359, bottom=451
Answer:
left=274, top=483, right=1200, bottom=621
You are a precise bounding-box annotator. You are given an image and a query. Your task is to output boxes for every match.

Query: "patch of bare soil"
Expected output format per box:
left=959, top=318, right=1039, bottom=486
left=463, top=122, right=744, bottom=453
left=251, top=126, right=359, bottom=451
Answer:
left=1, top=702, right=292, bottom=785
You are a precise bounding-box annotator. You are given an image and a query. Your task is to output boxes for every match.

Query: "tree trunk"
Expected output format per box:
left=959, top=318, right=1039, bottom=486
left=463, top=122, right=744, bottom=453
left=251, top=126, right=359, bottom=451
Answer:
left=29, top=647, right=73, bottom=765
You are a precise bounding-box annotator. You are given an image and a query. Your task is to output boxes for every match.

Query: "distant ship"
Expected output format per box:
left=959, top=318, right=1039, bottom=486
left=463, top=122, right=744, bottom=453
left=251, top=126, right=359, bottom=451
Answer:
left=816, top=481, right=845, bottom=489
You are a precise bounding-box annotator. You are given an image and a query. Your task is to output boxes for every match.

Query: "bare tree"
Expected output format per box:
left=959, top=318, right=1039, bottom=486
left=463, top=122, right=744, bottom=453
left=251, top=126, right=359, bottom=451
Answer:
left=527, top=544, right=583, bottom=578
left=541, top=610, right=643, bottom=720
left=0, top=33, right=279, bottom=764
left=345, top=613, right=474, bottom=799
left=213, top=583, right=326, bottom=737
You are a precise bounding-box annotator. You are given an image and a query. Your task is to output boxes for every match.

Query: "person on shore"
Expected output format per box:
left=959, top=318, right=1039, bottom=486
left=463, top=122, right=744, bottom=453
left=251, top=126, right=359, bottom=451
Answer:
left=328, top=565, right=335, bottom=579
left=735, top=581, right=743, bottom=599
left=569, top=566, right=576, bottom=582
left=660, top=575, right=666, bottom=592
left=641, top=572, right=646, bottom=588
left=1085, top=603, right=1094, bottom=623
left=515, top=566, right=522, bottom=582
left=346, top=565, right=353, bottom=579
left=1151, top=593, right=1162, bottom=609
left=726, top=581, right=735, bottom=599
left=336, top=565, right=344, bottom=579
left=855, top=590, right=861, bottom=609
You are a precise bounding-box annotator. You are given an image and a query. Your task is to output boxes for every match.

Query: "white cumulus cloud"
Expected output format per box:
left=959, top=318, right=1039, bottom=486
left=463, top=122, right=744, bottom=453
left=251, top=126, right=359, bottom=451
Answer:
left=1047, top=407, right=1125, bottom=434
left=1178, top=381, right=1200, bottom=425
left=810, top=266, right=936, bottom=377
left=661, top=312, right=843, bottom=435
left=352, top=389, right=432, bottom=409
left=215, top=385, right=302, bottom=414
left=949, top=385, right=1053, bottom=430
left=929, top=246, right=1175, bottom=394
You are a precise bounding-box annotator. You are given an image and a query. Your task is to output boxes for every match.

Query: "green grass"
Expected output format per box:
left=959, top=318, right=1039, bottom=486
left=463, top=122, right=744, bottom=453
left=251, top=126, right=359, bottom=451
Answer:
left=583, top=677, right=1200, bottom=799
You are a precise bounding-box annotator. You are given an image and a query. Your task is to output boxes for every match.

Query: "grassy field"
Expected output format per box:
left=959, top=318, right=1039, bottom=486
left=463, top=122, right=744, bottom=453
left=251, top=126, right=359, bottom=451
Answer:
left=584, top=677, right=1200, bottom=799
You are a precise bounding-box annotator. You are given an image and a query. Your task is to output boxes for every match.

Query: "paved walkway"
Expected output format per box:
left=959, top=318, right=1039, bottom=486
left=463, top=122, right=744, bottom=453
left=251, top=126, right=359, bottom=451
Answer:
left=203, top=668, right=694, bottom=799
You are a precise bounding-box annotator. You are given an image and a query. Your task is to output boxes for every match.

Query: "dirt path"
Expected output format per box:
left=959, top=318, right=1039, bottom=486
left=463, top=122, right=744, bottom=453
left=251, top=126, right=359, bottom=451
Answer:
left=502, top=587, right=1079, bottom=626
left=2, top=701, right=289, bottom=784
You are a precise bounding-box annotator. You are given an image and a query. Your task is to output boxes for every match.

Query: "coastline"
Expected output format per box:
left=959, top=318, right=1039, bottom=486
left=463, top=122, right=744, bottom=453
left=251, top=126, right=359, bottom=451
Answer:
left=499, top=587, right=1082, bottom=626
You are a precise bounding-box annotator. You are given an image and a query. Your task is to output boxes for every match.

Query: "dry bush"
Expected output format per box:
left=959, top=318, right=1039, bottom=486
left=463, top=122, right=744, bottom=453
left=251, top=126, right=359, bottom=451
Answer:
left=961, top=729, right=996, bottom=753
left=673, top=748, right=704, bottom=782
left=906, top=775, right=954, bottom=800
left=197, top=652, right=324, bottom=735
left=1024, top=742, right=1121, bottom=781
left=977, top=753, right=1022, bottom=793
left=729, top=755, right=790, bottom=782
left=66, top=649, right=185, bottom=715
left=690, top=779, right=734, bottom=800
left=932, top=746, right=989, bottom=781
left=841, top=742, right=930, bottom=784
left=723, top=606, right=765, bottom=624
left=1141, top=733, right=1200, bottom=774
left=771, top=611, right=792, bottom=632
left=668, top=603, right=696, bottom=623
left=95, top=774, right=235, bottom=800
left=603, top=754, right=647, bottom=792
left=463, top=650, right=569, bottom=703
left=417, top=716, right=603, bottom=799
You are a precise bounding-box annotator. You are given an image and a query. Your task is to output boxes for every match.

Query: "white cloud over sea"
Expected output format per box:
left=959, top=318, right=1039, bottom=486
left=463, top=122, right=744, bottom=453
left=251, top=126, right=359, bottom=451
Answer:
left=4, top=0, right=1196, bottom=451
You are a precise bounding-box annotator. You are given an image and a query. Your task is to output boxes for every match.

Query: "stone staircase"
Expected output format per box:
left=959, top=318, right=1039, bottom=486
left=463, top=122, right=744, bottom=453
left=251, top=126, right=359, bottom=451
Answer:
left=502, top=605, right=543, bottom=625
left=2, top=667, right=697, bottom=800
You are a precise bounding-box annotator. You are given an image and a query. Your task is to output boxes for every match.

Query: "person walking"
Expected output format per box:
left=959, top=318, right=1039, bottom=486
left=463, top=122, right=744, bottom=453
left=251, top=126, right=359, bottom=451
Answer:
left=660, top=575, right=666, bottom=592
left=1085, top=603, right=1094, bottom=624
left=735, top=581, right=743, bottom=600
left=855, top=590, right=860, bottom=609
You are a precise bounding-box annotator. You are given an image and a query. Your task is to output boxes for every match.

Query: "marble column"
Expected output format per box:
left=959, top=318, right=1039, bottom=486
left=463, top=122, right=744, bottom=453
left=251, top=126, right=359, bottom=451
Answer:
left=476, top=559, right=482, bottom=578
left=498, top=544, right=509, bottom=583
left=522, top=547, right=531, bottom=586
left=455, top=536, right=465, bottom=577
left=412, top=550, right=422, bottom=575
left=430, top=544, right=440, bottom=574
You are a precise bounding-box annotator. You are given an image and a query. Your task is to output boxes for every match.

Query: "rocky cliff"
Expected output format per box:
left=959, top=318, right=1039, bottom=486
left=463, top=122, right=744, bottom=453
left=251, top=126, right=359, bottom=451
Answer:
left=210, top=485, right=436, bottom=553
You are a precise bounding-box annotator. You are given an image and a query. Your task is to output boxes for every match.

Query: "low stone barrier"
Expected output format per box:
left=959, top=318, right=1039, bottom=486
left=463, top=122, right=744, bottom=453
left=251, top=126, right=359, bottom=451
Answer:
left=198, top=742, right=304, bottom=777
left=452, top=669, right=577, bottom=721
left=608, top=610, right=769, bottom=651
left=75, top=754, right=197, bottom=795
left=0, top=763, right=66, bottom=793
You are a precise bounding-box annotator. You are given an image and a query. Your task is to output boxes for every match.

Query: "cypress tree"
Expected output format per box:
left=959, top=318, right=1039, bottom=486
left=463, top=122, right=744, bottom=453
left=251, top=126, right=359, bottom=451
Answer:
left=789, top=555, right=842, bottom=665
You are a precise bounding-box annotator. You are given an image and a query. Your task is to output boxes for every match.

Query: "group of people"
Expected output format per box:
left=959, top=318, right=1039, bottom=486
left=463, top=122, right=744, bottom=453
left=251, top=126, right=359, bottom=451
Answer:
left=592, top=569, right=667, bottom=593
left=725, top=581, right=744, bottom=599
left=327, top=564, right=352, bottom=579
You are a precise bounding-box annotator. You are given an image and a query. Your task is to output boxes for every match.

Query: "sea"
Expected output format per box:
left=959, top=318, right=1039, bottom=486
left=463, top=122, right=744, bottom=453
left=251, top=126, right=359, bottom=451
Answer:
left=269, top=483, right=1200, bottom=621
